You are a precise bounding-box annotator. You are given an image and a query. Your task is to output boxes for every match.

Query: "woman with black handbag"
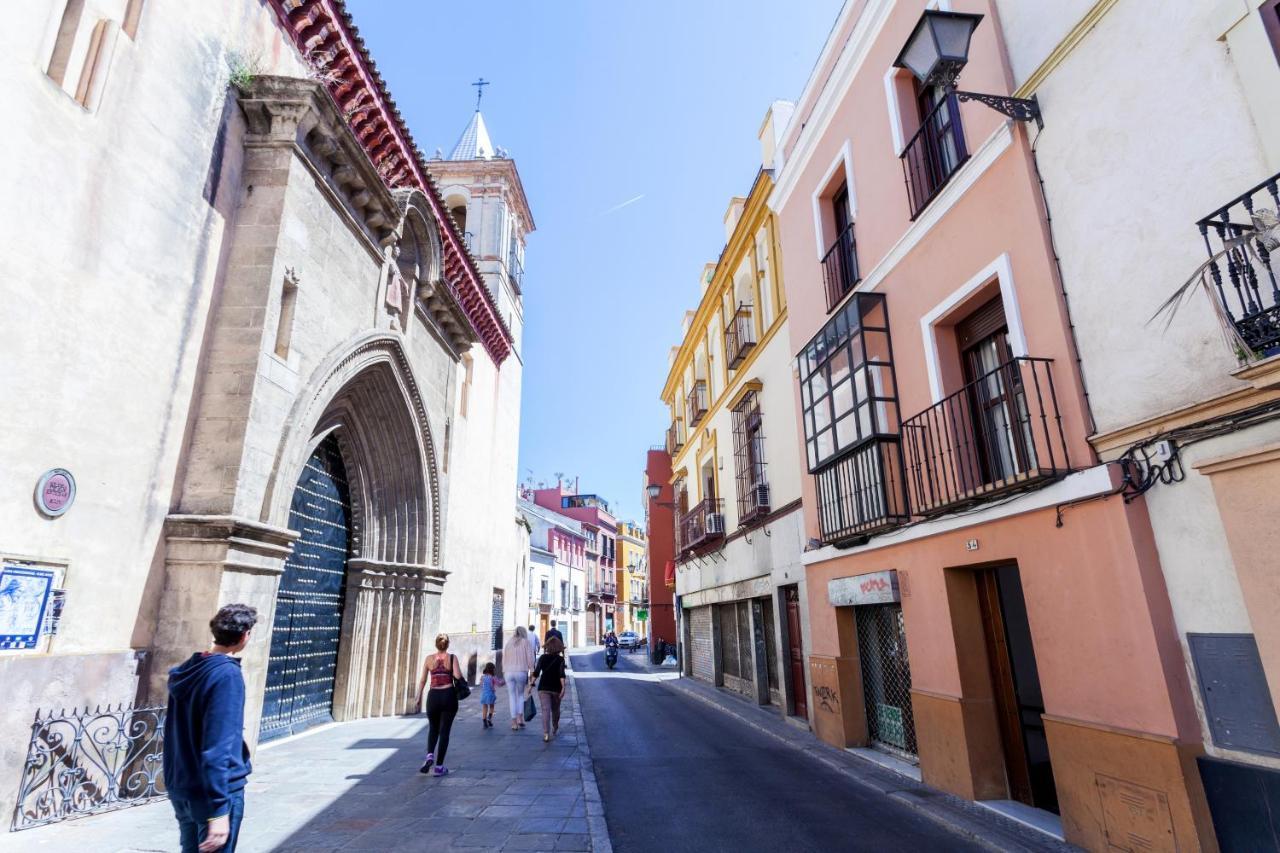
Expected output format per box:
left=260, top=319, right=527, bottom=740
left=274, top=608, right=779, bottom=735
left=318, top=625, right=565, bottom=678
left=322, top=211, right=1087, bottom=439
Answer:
left=531, top=635, right=568, bottom=742
left=415, top=633, right=467, bottom=776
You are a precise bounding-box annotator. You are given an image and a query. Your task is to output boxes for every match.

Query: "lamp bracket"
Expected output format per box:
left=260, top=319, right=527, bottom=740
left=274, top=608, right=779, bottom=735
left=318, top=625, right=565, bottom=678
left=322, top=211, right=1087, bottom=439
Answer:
left=954, top=90, right=1042, bottom=129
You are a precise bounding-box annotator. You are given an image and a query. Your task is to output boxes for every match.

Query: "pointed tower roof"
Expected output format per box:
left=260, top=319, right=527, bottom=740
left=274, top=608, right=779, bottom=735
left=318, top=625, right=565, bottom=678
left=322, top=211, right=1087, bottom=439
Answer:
left=448, top=111, right=495, bottom=161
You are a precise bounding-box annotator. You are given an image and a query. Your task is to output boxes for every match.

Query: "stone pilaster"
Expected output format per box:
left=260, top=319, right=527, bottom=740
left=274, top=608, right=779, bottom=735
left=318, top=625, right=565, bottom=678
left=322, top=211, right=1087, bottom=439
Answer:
left=331, top=559, right=449, bottom=722
left=148, top=515, right=298, bottom=746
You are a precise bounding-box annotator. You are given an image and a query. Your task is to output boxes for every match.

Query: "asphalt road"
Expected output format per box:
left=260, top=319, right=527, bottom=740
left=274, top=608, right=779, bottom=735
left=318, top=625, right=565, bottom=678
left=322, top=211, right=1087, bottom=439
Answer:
left=571, top=648, right=986, bottom=853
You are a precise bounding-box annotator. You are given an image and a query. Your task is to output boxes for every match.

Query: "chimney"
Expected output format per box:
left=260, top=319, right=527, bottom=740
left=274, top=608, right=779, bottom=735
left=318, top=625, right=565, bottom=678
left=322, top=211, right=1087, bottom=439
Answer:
left=758, top=100, right=796, bottom=171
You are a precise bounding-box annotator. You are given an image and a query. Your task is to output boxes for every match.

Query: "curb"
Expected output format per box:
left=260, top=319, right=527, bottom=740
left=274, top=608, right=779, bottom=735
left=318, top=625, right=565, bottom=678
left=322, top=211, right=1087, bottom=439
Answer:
left=665, top=678, right=1076, bottom=853
left=569, top=673, right=612, bottom=853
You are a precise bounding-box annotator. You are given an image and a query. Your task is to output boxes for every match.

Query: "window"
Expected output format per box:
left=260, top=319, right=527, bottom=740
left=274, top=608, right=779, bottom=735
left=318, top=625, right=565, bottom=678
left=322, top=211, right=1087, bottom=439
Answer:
left=798, top=293, right=900, bottom=471
left=1265, top=0, right=1280, bottom=64
left=561, top=581, right=569, bottom=608
left=458, top=354, right=473, bottom=417
left=46, top=0, right=132, bottom=111
left=901, top=81, right=968, bottom=218
left=732, top=391, right=768, bottom=523
left=822, top=184, right=859, bottom=311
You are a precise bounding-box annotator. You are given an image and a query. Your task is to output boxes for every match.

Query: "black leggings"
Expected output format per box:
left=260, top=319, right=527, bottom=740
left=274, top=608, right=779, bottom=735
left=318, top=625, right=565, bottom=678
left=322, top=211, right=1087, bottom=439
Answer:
left=426, top=688, right=459, bottom=765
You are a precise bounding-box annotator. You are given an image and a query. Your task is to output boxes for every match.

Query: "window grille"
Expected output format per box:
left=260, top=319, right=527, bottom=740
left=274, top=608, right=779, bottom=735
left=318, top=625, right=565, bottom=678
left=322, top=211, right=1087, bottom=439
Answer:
left=732, top=391, right=768, bottom=524
left=855, top=603, right=918, bottom=757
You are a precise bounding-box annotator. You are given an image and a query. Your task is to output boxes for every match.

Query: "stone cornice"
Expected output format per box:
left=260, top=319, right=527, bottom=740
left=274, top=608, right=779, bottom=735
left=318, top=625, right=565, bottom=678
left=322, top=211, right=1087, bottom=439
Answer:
left=266, top=0, right=513, bottom=365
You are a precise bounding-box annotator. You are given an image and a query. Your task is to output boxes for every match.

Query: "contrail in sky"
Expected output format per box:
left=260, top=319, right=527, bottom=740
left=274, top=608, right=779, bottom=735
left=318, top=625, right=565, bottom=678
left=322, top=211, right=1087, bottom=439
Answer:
left=601, top=194, right=645, bottom=216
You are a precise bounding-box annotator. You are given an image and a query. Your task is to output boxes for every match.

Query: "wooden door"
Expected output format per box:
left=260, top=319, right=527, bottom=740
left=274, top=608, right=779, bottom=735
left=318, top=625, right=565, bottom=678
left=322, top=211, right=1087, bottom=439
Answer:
left=977, top=565, right=1058, bottom=813
left=784, top=586, right=808, bottom=719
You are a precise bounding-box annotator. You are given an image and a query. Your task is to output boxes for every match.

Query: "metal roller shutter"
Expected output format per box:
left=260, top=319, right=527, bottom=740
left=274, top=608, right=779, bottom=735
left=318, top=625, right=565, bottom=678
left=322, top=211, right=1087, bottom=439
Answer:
left=690, top=606, right=714, bottom=683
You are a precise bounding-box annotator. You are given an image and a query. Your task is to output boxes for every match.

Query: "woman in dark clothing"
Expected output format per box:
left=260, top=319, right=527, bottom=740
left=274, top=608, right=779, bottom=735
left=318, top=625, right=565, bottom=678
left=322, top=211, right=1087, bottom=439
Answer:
left=415, top=633, right=464, bottom=776
left=532, top=635, right=568, bottom=742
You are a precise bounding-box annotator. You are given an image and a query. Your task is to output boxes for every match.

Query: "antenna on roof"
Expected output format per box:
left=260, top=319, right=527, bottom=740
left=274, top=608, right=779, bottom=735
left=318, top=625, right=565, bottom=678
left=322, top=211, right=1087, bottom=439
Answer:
left=471, top=78, right=490, bottom=112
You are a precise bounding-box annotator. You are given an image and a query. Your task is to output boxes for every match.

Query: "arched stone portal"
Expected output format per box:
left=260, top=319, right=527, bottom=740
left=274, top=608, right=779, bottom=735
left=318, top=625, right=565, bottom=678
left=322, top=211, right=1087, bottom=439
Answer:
left=260, top=335, right=449, bottom=727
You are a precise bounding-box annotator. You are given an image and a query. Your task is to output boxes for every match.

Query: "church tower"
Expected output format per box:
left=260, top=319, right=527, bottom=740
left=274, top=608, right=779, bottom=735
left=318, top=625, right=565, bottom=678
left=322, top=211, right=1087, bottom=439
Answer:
left=425, top=92, right=535, bottom=660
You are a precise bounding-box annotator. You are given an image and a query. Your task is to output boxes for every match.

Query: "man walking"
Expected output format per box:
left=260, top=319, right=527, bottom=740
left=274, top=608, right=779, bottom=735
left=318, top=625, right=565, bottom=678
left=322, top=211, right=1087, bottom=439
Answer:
left=164, top=603, right=257, bottom=852
left=545, top=619, right=564, bottom=647
left=528, top=624, right=540, bottom=657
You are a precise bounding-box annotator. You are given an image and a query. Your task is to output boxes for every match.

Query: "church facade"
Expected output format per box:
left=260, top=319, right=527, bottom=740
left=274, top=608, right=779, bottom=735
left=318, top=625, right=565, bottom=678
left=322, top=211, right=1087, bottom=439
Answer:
left=0, top=0, right=529, bottom=822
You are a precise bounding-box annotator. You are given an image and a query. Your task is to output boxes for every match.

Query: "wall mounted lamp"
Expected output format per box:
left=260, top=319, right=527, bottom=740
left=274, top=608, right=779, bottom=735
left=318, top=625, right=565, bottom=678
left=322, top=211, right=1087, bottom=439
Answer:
left=893, top=10, right=1042, bottom=129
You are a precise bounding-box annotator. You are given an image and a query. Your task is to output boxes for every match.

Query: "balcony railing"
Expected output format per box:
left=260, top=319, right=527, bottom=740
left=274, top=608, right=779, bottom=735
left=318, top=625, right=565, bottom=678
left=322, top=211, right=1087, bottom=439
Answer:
left=726, top=304, right=757, bottom=368
left=1198, top=173, right=1280, bottom=356
left=901, top=92, right=969, bottom=220
left=601, top=582, right=617, bottom=598
left=678, top=498, right=724, bottom=553
left=822, top=224, right=859, bottom=311
left=507, top=253, right=524, bottom=289
left=901, top=357, right=1069, bottom=516
left=667, top=420, right=685, bottom=455
left=687, top=380, right=708, bottom=428
left=815, top=438, right=911, bottom=544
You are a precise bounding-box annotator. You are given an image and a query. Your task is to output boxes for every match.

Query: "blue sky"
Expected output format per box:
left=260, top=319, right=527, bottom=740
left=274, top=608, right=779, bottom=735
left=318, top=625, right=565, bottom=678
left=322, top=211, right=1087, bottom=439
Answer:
left=349, top=1, right=844, bottom=522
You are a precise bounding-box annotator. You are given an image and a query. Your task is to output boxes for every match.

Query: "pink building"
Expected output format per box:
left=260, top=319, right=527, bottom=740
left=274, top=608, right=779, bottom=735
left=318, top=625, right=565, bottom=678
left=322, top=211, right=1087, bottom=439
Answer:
left=531, top=486, right=618, bottom=643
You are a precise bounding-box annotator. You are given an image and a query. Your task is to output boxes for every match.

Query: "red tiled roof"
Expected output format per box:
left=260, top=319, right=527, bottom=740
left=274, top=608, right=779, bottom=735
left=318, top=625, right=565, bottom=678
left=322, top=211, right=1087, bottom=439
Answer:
left=267, top=0, right=512, bottom=365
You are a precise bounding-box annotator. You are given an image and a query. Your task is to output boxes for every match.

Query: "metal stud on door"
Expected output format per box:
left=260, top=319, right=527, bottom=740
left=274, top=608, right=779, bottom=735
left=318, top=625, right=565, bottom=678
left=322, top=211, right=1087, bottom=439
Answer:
left=260, top=435, right=351, bottom=741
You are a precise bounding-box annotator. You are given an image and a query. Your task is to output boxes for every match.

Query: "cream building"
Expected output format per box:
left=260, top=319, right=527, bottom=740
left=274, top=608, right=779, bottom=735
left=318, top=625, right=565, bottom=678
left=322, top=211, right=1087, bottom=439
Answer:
left=995, top=0, right=1280, bottom=844
left=0, top=0, right=526, bottom=827
left=660, top=105, right=812, bottom=719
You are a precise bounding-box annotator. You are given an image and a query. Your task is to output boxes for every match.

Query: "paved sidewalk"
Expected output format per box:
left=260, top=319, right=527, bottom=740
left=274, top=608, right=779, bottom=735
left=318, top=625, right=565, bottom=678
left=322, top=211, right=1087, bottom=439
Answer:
left=4, top=682, right=602, bottom=853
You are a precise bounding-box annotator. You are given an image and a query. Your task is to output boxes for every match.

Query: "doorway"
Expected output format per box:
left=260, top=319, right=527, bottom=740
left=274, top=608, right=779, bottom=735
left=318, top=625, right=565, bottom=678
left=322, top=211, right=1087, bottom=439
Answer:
left=976, top=564, right=1058, bottom=813
left=261, top=434, right=351, bottom=741
left=855, top=602, right=917, bottom=757
left=783, top=585, right=808, bottom=719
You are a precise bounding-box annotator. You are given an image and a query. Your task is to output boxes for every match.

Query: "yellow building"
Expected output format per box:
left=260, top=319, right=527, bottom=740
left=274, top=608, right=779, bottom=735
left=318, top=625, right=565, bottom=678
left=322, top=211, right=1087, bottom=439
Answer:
left=657, top=105, right=810, bottom=715
left=615, top=520, right=647, bottom=636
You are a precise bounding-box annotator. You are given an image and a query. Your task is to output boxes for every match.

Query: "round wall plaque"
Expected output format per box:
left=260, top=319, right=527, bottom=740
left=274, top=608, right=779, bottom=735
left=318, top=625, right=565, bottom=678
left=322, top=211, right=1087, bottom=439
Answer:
left=35, top=469, right=76, bottom=517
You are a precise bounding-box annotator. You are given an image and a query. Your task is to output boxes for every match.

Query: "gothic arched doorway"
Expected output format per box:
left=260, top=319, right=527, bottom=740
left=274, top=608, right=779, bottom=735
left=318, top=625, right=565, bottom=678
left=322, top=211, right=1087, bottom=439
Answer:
left=260, top=434, right=351, bottom=741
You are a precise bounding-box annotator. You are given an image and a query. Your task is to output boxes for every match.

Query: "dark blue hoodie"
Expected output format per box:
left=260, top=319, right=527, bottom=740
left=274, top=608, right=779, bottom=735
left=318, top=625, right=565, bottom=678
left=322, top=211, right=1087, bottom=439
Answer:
left=163, top=653, right=252, bottom=818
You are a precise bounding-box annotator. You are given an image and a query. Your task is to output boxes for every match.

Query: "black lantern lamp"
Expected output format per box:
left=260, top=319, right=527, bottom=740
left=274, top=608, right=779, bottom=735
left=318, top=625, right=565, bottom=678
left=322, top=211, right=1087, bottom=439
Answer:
left=893, top=10, right=1041, bottom=128
left=646, top=483, right=676, bottom=509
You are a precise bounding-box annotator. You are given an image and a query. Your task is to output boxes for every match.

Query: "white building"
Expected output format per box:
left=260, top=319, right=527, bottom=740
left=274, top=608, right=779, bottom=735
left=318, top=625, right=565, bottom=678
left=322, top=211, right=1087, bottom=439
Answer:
left=426, top=108, right=535, bottom=672
left=519, top=498, right=587, bottom=648
left=994, top=0, right=1280, bottom=844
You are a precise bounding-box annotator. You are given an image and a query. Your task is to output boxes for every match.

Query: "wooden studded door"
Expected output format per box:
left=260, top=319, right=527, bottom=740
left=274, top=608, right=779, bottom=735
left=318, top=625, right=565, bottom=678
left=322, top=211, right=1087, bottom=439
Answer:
left=260, top=435, right=351, bottom=742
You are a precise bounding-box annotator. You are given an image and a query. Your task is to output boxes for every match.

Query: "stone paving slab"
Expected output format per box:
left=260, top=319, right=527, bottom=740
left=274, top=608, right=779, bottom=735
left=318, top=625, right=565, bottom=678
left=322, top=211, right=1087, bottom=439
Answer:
left=2, top=679, right=602, bottom=853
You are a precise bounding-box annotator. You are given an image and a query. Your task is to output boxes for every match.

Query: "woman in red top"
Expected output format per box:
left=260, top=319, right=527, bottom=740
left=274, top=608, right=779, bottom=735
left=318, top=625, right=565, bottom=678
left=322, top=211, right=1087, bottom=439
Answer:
left=415, top=633, right=464, bottom=776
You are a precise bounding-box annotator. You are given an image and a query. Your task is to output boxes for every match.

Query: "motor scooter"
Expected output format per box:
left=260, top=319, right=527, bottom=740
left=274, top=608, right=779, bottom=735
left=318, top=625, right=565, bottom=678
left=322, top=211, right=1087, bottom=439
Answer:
left=604, top=644, right=618, bottom=669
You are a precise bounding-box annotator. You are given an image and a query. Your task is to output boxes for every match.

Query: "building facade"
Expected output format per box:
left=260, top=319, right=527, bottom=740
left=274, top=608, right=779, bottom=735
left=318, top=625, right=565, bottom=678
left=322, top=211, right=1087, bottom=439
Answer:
left=642, top=449, right=679, bottom=653
left=614, top=520, right=647, bottom=636
left=425, top=105, right=533, bottom=672
left=768, top=1, right=1214, bottom=848
left=661, top=116, right=811, bottom=718
left=0, top=0, right=522, bottom=826
left=518, top=498, right=586, bottom=649
left=993, top=0, right=1280, bottom=846
left=530, top=486, right=617, bottom=643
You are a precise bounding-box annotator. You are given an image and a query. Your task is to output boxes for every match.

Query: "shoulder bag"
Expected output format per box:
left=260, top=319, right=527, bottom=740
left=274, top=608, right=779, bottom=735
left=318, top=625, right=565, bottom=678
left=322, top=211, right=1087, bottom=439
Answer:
left=452, top=654, right=471, bottom=701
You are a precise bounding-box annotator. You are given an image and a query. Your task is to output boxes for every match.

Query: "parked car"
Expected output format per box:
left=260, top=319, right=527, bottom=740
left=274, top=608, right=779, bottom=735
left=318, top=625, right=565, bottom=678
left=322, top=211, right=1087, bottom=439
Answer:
left=618, top=631, right=640, bottom=649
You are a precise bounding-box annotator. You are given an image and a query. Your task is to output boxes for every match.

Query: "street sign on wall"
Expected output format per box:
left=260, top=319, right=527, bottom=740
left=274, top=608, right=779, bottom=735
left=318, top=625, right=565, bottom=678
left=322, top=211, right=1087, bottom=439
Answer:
left=637, top=609, right=648, bottom=620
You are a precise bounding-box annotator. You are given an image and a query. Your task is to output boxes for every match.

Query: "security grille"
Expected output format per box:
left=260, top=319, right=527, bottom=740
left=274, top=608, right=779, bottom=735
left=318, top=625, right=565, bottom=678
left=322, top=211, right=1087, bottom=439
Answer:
left=689, top=606, right=714, bottom=682
left=491, top=589, right=505, bottom=651
left=855, top=603, right=918, bottom=756
left=732, top=392, right=768, bottom=524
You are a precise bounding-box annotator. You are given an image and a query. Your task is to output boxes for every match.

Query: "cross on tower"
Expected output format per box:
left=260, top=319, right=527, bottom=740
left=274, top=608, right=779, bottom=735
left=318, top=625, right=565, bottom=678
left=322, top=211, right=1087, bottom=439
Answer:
left=471, top=78, right=490, bottom=112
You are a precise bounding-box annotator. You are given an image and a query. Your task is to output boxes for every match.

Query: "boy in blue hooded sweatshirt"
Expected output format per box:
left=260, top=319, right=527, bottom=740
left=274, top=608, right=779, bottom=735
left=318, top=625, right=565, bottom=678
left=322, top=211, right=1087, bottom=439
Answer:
left=164, top=603, right=257, bottom=853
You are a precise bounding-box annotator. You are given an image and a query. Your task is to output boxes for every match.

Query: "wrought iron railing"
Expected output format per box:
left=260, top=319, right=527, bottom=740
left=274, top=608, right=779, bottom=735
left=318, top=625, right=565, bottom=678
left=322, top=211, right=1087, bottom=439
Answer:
left=687, top=380, right=708, bottom=428
left=1198, top=173, right=1280, bottom=355
left=726, top=304, right=757, bottom=368
left=13, top=704, right=167, bottom=831
left=601, top=582, right=617, bottom=598
left=822, top=224, right=859, bottom=311
left=901, top=357, right=1069, bottom=516
left=679, top=498, right=724, bottom=553
left=815, top=437, right=911, bottom=543
left=507, top=253, right=524, bottom=289
left=667, top=419, right=685, bottom=455
left=901, top=92, right=969, bottom=220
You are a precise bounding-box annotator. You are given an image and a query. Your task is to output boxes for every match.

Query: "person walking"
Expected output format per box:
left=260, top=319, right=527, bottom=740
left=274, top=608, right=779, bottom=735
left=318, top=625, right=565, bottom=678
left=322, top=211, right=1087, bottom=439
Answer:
left=527, top=625, right=540, bottom=658
left=502, top=626, right=536, bottom=730
left=163, top=603, right=257, bottom=853
left=416, top=633, right=464, bottom=776
left=545, top=619, right=564, bottom=647
left=479, top=662, right=499, bottom=728
left=532, top=635, right=568, bottom=742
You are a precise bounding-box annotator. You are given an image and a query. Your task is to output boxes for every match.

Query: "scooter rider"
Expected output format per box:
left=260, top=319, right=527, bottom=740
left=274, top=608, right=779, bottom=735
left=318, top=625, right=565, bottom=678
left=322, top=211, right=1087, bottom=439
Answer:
left=604, top=631, right=619, bottom=668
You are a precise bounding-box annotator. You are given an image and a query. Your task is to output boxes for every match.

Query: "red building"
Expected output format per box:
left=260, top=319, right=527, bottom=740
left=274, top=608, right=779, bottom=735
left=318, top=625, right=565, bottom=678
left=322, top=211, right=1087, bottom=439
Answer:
left=643, top=449, right=677, bottom=654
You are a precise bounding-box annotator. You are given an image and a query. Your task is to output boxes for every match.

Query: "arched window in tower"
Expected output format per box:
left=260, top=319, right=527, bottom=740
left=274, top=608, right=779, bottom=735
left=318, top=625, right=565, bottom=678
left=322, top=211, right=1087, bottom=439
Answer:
left=450, top=205, right=469, bottom=248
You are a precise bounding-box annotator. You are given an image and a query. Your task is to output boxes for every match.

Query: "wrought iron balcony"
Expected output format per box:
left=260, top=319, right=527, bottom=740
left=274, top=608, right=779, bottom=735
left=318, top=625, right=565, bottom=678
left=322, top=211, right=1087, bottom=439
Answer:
left=901, top=92, right=969, bottom=220
left=1198, top=173, right=1280, bottom=356
left=901, top=357, right=1070, bottom=516
left=822, top=224, right=860, bottom=311
left=678, top=498, right=725, bottom=553
left=815, top=438, right=911, bottom=544
left=726, top=303, right=757, bottom=368
left=601, top=582, right=617, bottom=599
left=667, top=419, right=685, bottom=455
left=687, top=380, right=709, bottom=428
left=507, top=252, right=524, bottom=289
left=738, top=481, right=771, bottom=526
